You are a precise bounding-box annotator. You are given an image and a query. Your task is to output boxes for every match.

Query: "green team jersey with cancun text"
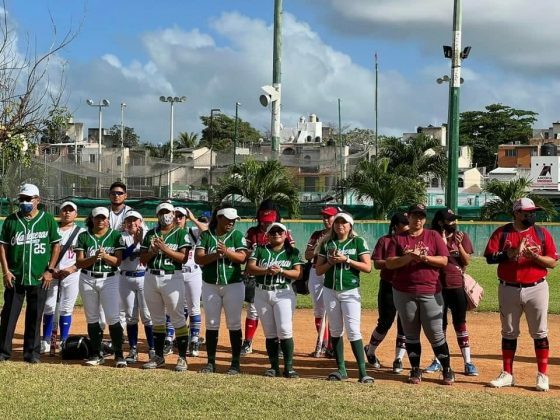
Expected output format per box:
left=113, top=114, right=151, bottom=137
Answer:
left=0, top=210, right=61, bottom=286
left=141, top=227, right=190, bottom=271
left=319, top=236, right=370, bottom=291
left=75, top=229, right=124, bottom=273
left=249, top=245, right=304, bottom=287
left=196, top=229, right=248, bottom=285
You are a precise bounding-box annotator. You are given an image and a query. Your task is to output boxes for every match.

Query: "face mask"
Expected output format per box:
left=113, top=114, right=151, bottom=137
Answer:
left=159, top=213, right=174, bottom=226
left=19, top=202, right=34, bottom=214
left=521, top=213, right=536, bottom=228
left=443, top=224, right=457, bottom=233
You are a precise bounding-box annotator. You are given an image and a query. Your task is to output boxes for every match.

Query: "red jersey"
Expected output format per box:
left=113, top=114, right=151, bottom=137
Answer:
left=439, top=231, right=474, bottom=289
left=245, top=226, right=295, bottom=251
left=372, top=235, right=395, bottom=283
left=386, top=229, right=450, bottom=295
left=484, top=224, right=558, bottom=283
left=306, top=229, right=327, bottom=264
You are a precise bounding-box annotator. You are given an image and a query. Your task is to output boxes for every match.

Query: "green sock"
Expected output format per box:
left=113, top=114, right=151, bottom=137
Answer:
left=206, top=330, right=219, bottom=366
left=280, top=338, right=294, bottom=373
left=229, top=329, right=242, bottom=369
left=350, top=339, right=368, bottom=378
left=331, top=336, right=347, bottom=376
left=266, top=338, right=280, bottom=372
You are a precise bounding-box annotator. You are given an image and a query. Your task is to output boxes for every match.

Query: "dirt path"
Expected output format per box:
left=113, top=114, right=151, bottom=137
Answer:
left=9, top=308, right=560, bottom=394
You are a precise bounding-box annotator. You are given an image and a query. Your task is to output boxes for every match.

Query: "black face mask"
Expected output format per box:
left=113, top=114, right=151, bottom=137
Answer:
left=443, top=224, right=457, bottom=234
left=521, top=213, right=537, bottom=228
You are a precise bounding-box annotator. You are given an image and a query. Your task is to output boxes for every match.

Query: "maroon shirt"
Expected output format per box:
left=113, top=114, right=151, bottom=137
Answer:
left=372, top=235, right=394, bottom=283
left=306, top=229, right=327, bottom=265
left=386, top=229, right=450, bottom=295
left=439, top=230, right=474, bottom=289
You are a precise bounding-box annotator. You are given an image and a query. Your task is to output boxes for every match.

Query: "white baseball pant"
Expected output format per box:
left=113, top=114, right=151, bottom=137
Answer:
left=144, top=272, right=186, bottom=328
left=44, top=271, right=80, bottom=316
left=202, top=282, right=244, bottom=331
left=80, top=272, right=121, bottom=325
left=183, top=270, right=202, bottom=317
left=323, top=287, right=362, bottom=342
left=119, top=273, right=152, bottom=326
left=308, top=268, right=326, bottom=318
left=255, top=287, right=296, bottom=340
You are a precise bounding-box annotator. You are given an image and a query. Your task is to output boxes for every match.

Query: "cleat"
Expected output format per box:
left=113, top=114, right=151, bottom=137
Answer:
left=175, top=357, right=188, bottom=372
left=264, top=368, right=281, bottom=377
left=392, top=358, right=403, bottom=374
left=442, top=367, right=455, bottom=385
left=163, top=339, right=173, bottom=356
left=408, top=367, right=422, bottom=384
left=536, top=373, right=549, bottom=392
left=464, top=362, right=479, bottom=376
left=227, top=366, right=240, bottom=375
left=40, top=340, right=50, bottom=355
left=199, top=363, right=215, bottom=374
left=148, top=348, right=156, bottom=359
left=424, top=358, right=442, bottom=374
left=284, top=370, right=299, bottom=379
left=364, top=345, right=381, bottom=368
left=85, top=355, right=105, bottom=366
left=142, top=355, right=165, bottom=369
left=125, top=347, right=138, bottom=364
left=358, top=375, right=374, bottom=384
left=115, top=357, right=127, bottom=368
left=489, top=371, right=514, bottom=388
left=190, top=341, right=200, bottom=357
left=240, top=340, right=253, bottom=356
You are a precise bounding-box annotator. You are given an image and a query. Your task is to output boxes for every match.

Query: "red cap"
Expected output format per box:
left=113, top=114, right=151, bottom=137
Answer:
left=258, top=209, right=278, bottom=223
left=321, top=206, right=339, bottom=217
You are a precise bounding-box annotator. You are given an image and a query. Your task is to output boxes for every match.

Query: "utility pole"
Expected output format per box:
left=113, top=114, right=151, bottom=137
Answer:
left=375, top=52, right=379, bottom=159
left=338, top=98, right=344, bottom=204
left=120, top=102, right=126, bottom=182
left=271, top=0, right=282, bottom=160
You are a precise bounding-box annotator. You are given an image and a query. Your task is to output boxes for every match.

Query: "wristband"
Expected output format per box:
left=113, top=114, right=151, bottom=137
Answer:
left=46, top=268, right=55, bottom=274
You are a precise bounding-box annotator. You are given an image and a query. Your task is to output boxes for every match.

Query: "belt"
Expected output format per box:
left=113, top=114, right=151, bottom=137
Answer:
left=149, top=269, right=175, bottom=276
left=123, top=271, right=146, bottom=277
left=182, top=265, right=200, bottom=273
left=83, top=270, right=116, bottom=279
left=499, top=278, right=545, bottom=288
left=257, top=283, right=289, bottom=291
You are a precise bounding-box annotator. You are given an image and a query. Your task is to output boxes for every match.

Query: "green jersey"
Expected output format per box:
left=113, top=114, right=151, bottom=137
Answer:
left=141, top=227, right=190, bottom=271
left=75, top=229, right=124, bottom=273
left=249, top=245, right=304, bottom=287
left=196, top=229, right=248, bottom=285
left=319, top=236, right=370, bottom=291
left=0, top=210, right=61, bottom=286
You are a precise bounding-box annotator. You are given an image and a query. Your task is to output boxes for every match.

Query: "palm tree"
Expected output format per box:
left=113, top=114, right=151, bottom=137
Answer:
left=176, top=132, right=199, bottom=149
left=343, top=158, right=426, bottom=219
left=481, top=177, right=557, bottom=220
left=213, top=158, right=300, bottom=217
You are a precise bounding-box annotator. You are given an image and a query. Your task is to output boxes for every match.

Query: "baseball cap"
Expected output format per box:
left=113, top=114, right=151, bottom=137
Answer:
left=174, top=207, right=188, bottom=216
left=390, top=212, right=409, bottom=226
left=434, top=207, right=459, bottom=222
left=333, top=212, right=354, bottom=226
left=60, top=201, right=77, bottom=212
left=156, top=202, right=174, bottom=214
left=92, top=207, right=109, bottom=218
left=321, top=206, right=339, bottom=217
left=19, top=183, right=39, bottom=197
left=408, top=203, right=427, bottom=216
left=266, top=222, right=288, bottom=234
left=258, top=209, right=277, bottom=223
left=513, top=197, right=541, bottom=212
left=217, top=208, right=240, bottom=220
left=124, top=210, right=143, bottom=220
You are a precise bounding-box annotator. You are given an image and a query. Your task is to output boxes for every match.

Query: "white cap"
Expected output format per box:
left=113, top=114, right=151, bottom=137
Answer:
left=174, top=207, right=188, bottom=216
left=513, top=197, right=541, bottom=212
left=333, top=212, right=354, bottom=226
left=156, top=202, right=175, bottom=214
left=60, top=201, right=77, bottom=212
left=92, top=207, right=109, bottom=218
left=124, top=210, right=143, bottom=220
left=19, top=183, right=40, bottom=197
left=217, top=208, right=240, bottom=220
left=266, top=222, right=288, bottom=234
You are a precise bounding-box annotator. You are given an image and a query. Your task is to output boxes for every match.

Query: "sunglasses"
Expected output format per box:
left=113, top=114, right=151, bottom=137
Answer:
left=175, top=214, right=185, bottom=219
left=18, top=196, right=37, bottom=202
left=268, top=230, right=285, bottom=236
left=110, top=191, right=125, bottom=196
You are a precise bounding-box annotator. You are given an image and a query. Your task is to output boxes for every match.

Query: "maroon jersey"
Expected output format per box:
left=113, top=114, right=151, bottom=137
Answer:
left=439, top=231, right=474, bottom=289
left=484, top=224, right=558, bottom=283
left=245, top=226, right=295, bottom=251
left=386, top=229, right=450, bottom=295
left=306, top=229, right=327, bottom=264
left=372, top=235, right=394, bottom=283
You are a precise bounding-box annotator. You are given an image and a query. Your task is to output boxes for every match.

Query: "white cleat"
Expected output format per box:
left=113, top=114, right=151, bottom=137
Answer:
left=489, top=371, right=514, bottom=388
left=40, top=340, right=50, bottom=355
left=536, top=373, right=549, bottom=392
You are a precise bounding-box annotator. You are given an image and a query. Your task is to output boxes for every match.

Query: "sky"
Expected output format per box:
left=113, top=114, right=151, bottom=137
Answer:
left=6, top=0, right=560, bottom=144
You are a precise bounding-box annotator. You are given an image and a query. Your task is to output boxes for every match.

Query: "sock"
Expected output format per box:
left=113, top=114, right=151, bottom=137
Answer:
left=175, top=325, right=189, bottom=358
left=502, top=338, right=517, bottom=374
left=323, top=324, right=330, bottom=347
left=454, top=322, right=471, bottom=363
left=165, top=315, right=175, bottom=340
left=244, top=318, right=258, bottom=342
left=331, top=336, right=347, bottom=376
left=127, top=324, right=139, bottom=349
left=87, top=322, right=103, bottom=356
left=280, top=338, right=295, bottom=374
left=108, top=323, right=124, bottom=358
left=406, top=342, right=421, bottom=368
left=534, top=337, right=549, bottom=375
left=230, top=329, right=243, bottom=369
left=206, top=330, right=219, bottom=365
left=42, top=313, right=54, bottom=341
left=144, top=325, right=155, bottom=349
left=395, top=317, right=406, bottom=359
left=350, top=339, right=368, bottom=379
left=153, top=328, right=166, bottom=358
left=59, top=315, right=72, bottom=342
left=266, top=338, right=280, bottom=372
left=189, top=314, right=201, bottom=342
left=368, top=328, right=386, bottom=355
left=432, top=342, right=451, bottom=370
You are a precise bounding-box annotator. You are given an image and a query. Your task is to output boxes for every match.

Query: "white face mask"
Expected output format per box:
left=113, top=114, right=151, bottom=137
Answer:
left=158, top=213, right=174, bottom=226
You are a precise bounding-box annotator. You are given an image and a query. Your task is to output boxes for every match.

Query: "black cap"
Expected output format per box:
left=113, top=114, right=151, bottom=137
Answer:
left=408, top=203, right=427, bottom=216
left=390, top=212, right=409, bottom=226
left=434, top=207, right=459, bottom=222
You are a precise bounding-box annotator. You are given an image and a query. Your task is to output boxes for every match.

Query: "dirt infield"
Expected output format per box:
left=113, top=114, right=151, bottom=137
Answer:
left=8, top=308, right=560, bottom=394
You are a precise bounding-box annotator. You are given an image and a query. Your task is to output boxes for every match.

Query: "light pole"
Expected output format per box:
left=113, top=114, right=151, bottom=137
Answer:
left=86, top=98, right=110, bottom=198
left=338, top=98, right=344, bottom=204
left=120, top=102, right=126, bottom=182
left=209, top=108, right=221, bottom=187
left=159, top=95, right=186, bottom=198
left=234, top=102, right=241, bottom=166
